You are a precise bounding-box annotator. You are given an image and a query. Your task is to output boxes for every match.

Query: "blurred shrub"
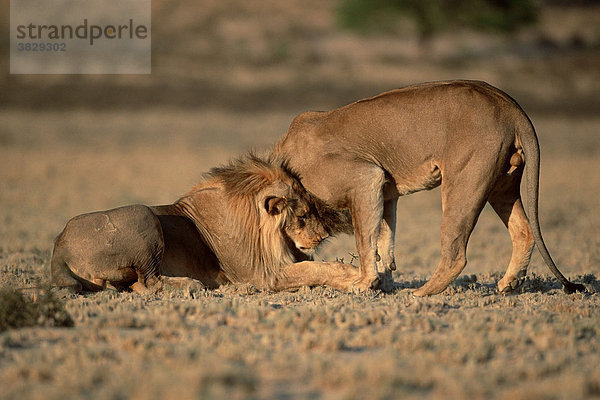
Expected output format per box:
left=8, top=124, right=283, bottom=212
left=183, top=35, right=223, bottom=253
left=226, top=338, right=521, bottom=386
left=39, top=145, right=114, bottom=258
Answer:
left=0, top=287, right=74, bottom=331
left=0, top=288, right=38, bottom=330
left=337, top=0, right=540, bottom=37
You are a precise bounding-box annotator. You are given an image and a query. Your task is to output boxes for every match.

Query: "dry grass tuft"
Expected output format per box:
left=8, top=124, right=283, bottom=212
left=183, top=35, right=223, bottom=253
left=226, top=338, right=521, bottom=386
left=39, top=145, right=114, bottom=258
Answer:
left=0, top=287, right=74, bottom=331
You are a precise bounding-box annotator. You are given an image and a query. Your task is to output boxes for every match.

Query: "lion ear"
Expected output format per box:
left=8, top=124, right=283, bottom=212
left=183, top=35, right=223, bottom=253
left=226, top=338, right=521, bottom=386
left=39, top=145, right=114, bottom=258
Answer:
left=264, top=196, right=287, bottom=216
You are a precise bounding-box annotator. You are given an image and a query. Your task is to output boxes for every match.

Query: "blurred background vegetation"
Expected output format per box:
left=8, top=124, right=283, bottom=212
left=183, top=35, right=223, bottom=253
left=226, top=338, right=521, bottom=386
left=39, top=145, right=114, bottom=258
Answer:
left=337, top=0, right=540, bottom=38
left=0, top=0, right=598, bottom=114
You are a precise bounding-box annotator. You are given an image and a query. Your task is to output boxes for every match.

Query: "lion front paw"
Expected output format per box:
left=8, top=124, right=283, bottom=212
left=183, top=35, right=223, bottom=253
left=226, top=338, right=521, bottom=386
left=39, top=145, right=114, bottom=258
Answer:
left=352, top=274, right=380, bottom=292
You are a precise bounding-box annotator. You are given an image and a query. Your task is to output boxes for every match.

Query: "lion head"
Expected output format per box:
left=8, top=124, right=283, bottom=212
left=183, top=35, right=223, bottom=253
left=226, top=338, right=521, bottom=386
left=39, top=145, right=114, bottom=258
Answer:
left=201, top=154, right=334, bottom=282
left=270, top=179, right=331, bottom=256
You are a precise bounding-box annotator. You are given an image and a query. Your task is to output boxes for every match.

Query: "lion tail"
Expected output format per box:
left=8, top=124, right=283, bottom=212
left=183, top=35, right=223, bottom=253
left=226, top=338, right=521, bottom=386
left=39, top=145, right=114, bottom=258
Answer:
left=518, top=116, right=585, bottom=293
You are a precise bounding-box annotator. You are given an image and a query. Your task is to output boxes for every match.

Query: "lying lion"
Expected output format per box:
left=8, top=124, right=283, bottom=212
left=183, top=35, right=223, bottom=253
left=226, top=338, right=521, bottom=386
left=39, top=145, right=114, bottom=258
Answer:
left=273, top=80, right=585, bottom=295
left=51, top=155, right=360, bottom=293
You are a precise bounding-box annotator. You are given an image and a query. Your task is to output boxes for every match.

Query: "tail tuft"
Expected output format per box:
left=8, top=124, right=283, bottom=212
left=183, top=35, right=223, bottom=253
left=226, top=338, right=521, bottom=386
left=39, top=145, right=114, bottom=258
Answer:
left=563, top=282, right=586, bottom=294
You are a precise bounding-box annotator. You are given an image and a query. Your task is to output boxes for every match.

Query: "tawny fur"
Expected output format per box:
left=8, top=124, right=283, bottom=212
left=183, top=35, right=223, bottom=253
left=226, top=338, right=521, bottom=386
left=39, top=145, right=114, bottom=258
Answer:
left=51, top=155, right=361, bottom=293
left=272, top=80, right=585, bottom=295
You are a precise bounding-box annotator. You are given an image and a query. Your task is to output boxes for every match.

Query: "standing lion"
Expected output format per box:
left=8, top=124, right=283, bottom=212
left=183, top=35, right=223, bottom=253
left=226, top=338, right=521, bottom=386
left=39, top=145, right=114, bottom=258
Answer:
left=272, top=80, right=585, bottom=295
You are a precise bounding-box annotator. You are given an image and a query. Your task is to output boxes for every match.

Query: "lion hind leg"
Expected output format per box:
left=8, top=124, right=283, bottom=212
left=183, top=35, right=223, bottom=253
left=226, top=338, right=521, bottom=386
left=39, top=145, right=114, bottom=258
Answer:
left=488, top=175, right=534, bottom=293
left=51, top=248, right=106, bottom=292
left=413, top=172, right=492, bottom=296
left=51, top=253, right=83, bottom=293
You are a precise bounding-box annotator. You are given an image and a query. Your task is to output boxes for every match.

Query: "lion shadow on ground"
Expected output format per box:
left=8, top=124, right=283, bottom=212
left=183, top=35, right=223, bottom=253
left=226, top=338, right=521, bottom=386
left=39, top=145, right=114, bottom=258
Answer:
left=518, top=273, right=598, bottom=294
left=388, top=273, right=598, bottom=295
left=391, top=274, right=497, bottom=295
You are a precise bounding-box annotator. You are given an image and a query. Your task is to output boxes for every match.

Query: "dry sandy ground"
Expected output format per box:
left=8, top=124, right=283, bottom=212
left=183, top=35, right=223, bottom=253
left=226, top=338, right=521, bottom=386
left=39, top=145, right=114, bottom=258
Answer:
left=0, top=108, right=599, bottom=399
